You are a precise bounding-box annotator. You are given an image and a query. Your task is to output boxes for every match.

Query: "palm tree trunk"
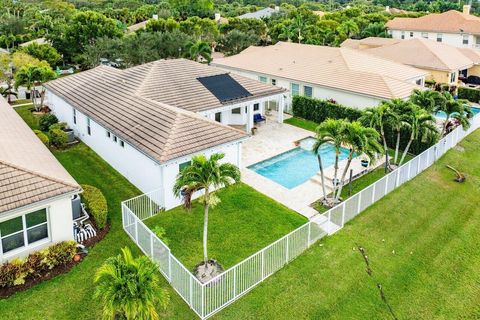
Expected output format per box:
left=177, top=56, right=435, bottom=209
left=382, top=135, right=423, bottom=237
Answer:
left=399, top=134, right=414, bottom=166
left=394, top=129, right=401, bottom=164
left=381, top=128, right=389, bottom=173
left=39, top=88, right=46, bottom=110
left=332, top=150, right=340, bottom=197
left=317, top=155, right=327, bottom=200
left=203, top=190, right=209, bottom=267
left=441, top=114, right=450, bottom=137
left=335, top=151, right=354, bottom=201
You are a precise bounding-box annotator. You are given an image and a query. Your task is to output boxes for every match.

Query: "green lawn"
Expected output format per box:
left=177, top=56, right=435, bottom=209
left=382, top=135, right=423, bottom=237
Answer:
left=14, top=104, right=40, bottom=130
left=284, top=116, right=319, bottom=132
left=11, top=98, right=32, bottom=105
left=144, top=183, right=307, bottom=270
left=213, top=129, right=480, bottom=319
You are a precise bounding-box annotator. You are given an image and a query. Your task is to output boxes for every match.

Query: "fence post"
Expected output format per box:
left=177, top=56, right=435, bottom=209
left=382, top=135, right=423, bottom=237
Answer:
left=201, top=283, right=205, bottom=318
left=357, top=192, right=362, bottom=214
left=134, top=219, right=138, bottom=242
left=371, top=183, right=376, bottom=203
left=307, top=222, right=311, bottom=247
left=150, top=234, right=154, bottom=258
left=395, top=168, right=401, bottom=187
left=286, top=237, right=289, bottom=263
left=189, top=276, right=193, bottom=306
left=168, top=254, right=172, bottom=282
left=261, top=250, right=265, bottom=280
left=233, top=267, right=237, bottom=298
left=384, top=174, right=389, bottom=194
left=407, top=161, right=412, bottom=180
left=417, top=154, right=421, bottom=173
left=341, top=203, right=346, bottom=227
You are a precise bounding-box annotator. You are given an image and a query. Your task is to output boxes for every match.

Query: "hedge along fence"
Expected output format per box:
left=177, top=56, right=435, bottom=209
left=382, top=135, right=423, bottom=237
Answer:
left=292, top=96, right=363, bottom=123
left=81, top=185, right=108, bottom=229
left=458, top=86, right=480, bottom=103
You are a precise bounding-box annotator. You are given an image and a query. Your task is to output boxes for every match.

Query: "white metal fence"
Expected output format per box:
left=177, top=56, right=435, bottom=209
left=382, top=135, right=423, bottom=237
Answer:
left=122, top=115, right=480, bottom=319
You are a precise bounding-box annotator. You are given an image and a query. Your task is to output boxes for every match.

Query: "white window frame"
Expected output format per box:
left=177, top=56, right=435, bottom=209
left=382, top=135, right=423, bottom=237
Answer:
left=449, top=72, right=456, bottom=83
left=421, top=32, right=428, bottom=39
left=401, top=31, right=405, bottom=39
left=436, top=33, right=442, bottom=42
left=86, top=117, right=91, bottom=135
left=463, top=34, right=469, bottom=45
left=258, top=76, right=267, bottom=83
left=72, top=108, right=77, bottom=125
left=120, top=140, right=125, bottom=148
left=303, top=85, right=313, bottom=97
left=291, top=83, right=300, bottom=96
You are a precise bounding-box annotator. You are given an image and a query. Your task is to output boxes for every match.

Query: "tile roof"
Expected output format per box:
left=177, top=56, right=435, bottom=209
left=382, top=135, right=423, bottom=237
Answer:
left=341, top=37, right=401, bottom=49
left=0, top=97, right=80, bottom=214
left=238, top=7, right=279, bottom=19
left=386, top=10, right=480, bottom=34
left=212, top=42, right=426, bottom=100
left=348, top=38, right=474, bottom=71
left=45, top=59, right=280, bottom=163
left=459, top=47, right=480, bottom=64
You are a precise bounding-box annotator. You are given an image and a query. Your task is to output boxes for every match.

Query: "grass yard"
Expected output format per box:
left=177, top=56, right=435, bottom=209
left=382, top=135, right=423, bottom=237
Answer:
left=10, top=98, right=32, bottom=105
left=14, top=104, right=40, bottom=130
left=284, top=116, right=319, bottom=132
left=145, top=183, right=307, bottom=270
left=213, top=129, right=480, bottom=319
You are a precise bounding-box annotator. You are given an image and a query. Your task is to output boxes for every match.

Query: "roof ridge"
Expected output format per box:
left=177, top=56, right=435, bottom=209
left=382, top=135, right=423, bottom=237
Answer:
left=0, top=159, right=80, bottom=190
left=416, top=39, right=450, bottom=70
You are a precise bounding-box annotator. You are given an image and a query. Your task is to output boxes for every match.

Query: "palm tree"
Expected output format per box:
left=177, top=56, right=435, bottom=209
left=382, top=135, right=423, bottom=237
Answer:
left=279, top=24, right=295, bottom=42
left=290, top=15, right=308, bottom=43
left=335, top=121, right=382, bottom=201
left=361, top=22, right=388, bottom=38
left=0, top=83, right=17, bottom=103
left=184, top=40, right=212, bottom=64
left=94, top=247, right=169, bottom=320
left=398, top=105, right=438, bottom=166
left=383, top=99, right=412, bottom=165
left=360, top=104, right=391, bottom=173
left=173, top=153, right=240, bottom=270
left=436, top=92, right=472, bottom=136
left=313, top=119, right=347, bottom=205
left=14, top=63, right=56, bottom=111
left=409, top=89, right=442, bottom=113
left=337, top=20, right=359, bottom=38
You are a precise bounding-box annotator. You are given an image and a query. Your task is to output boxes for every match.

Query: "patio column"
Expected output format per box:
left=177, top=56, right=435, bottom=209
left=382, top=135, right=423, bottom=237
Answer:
left=246, top=103, right=254, bottom=134
left=277, top=95, right=285, bottom=123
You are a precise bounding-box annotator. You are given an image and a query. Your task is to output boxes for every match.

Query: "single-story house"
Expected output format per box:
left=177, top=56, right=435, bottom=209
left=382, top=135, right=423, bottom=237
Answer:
left=0, top=96, right=81, bottom=263
left=45, top=59, right=285, bottom=209
left=341, top=37, right=477, bottom=84
left=212, top=42, right=427, bottom=110
left=19, top=37, right=49, bottom=47
left=238, top=6, right=280, bottom=19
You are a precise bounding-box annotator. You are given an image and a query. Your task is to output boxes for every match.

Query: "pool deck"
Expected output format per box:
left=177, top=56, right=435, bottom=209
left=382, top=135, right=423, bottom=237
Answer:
left=241, top=114, right=383, bottom=219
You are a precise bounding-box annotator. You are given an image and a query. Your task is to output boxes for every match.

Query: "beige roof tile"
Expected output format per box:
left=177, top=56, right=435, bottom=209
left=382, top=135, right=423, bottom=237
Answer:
left=0, top=97, right=80, bottom=214
left=212, top=42, right=426, bottom=100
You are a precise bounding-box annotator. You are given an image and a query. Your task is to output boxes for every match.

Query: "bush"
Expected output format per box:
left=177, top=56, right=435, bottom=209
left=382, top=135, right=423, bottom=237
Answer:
left=49, top=122, right=67, bottom=131
left=458, top=86, right=480, bottom=102
left=292, top=96, right=363, bottom=123
left=41, top=241, right=77, bottom=269
left=49, top=128, right=68, bottom=148
left=39, top=113, right=58, bottom=131
left=33, top=129, right=49, bottom=146
left=81, top=185, right=108, bottom=229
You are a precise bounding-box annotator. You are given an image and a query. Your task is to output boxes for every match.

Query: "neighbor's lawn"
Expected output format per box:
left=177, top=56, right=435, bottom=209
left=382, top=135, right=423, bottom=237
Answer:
left=145, top=183, right=307, bottom=270
left=10, top=98, right=32, bottom=105
left=213, top=129, right=480, bottom=319
left=14, top=104, right=40, bottom=130
left=284, top=116, right=319, bottom=132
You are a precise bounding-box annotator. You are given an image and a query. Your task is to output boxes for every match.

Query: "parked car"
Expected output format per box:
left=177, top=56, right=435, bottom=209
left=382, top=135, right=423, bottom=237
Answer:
left=465, top=75, right=480, bottom=85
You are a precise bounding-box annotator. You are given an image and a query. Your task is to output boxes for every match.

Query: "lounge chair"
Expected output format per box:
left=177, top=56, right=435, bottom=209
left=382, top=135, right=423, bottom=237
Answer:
left=253, top=113, right=266, bottom=124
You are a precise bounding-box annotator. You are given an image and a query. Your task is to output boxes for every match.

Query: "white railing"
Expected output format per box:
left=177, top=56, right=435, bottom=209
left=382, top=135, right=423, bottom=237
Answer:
left=122, top=114, right=480, bottom=319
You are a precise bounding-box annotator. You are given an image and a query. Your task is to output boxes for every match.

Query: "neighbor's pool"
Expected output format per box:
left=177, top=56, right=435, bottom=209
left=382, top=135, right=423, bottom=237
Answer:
left=435, top=106, right=480, bottom=119
left=248, top=137, right=353, bottom=189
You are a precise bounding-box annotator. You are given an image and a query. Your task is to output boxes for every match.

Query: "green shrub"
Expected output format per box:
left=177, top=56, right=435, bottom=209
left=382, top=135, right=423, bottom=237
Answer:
left=49, top=128, right=68, bottom=148
left=41, top=241, right=77, bottom=269
left=292, top=96, right=363, bottom=123
left=81, top=184, right=108, bottom=229
left=39, top=113, right=58, bottom=131
left=425, top=79, right=436, bottom=87
left=49, top=122, right=67, bottom=131
left=0, top=259, right=25, bottom=288
left=33, top=129, right=49, bottom=146
left=458, top=86, right=480, bottom=103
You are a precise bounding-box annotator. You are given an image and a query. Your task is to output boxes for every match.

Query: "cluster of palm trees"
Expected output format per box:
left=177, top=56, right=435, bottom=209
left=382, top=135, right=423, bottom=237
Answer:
left=314, top=89, right=472, bottom=207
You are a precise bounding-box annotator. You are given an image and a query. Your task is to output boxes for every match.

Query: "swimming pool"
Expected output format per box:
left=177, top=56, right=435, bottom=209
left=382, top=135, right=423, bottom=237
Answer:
left=248, top=137, right=352, bottom=189
left=435, top=106, right=480, bottom=119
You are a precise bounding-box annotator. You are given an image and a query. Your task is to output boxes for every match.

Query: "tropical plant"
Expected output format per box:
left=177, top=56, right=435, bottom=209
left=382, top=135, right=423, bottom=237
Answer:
left=361, top=22, right=388, bottom=38
left=94, top=247, right=169, bottom=320
left=436, top=92, right=472, bottom=136
left=173, top=153, right=240, bottom=270
left=399, top=105, right=438, bottom=166
left=384, top=99, right=411, bottom=165
left=14, top=62, right=56, bottom=111
left=409, top=89, right=442, bottom=113
left=337, top=20, right=359, bottom=38
left=0, top=83, right=17, bottom=103
left=184, top=40, right=212, bottom=63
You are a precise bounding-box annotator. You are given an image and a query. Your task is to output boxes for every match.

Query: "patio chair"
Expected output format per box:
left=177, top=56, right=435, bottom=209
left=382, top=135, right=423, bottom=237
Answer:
left=253, top=113, right=266, bottom=124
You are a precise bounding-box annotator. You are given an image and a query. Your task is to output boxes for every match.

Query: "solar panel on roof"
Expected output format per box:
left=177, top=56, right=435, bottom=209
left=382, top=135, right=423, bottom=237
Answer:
left=197, top=74, right=252, bottom=103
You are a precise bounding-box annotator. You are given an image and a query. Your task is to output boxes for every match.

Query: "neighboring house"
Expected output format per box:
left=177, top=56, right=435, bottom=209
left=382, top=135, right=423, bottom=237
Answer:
left=0, top=96, right=81, bottom=263
left=386, top=5, right=480, bottom=49
left=341, top=37, right=477, bottom=84
left=127, top=20, right=148, bottom=33
left=384, top=6, right=412, bottom=15
left=45, top=59, right=285, bottom=209
left=212, top=42, right=427, bottom=110
left=19, top=37, right=48, bottom=47
left=238, top=6, right=280, bottom=19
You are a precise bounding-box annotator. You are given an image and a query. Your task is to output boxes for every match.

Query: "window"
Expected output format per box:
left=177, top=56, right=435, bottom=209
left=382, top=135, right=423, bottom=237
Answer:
left=215, top=112, right=221, bottom=122
left=415, top=78, right=423, bottom=86
left=73, top=109, right=77, bottom=125
left=304, top=86, right=313, bottom=97
left=291, top=83, right=300, bottom=96
left=450, top=72, right=456, bottom=83
left=179, top=160, right=191, bottom=172
left=106, top=131, right=111, bottom=138
left=258, top=76, right=267, bottom=83
left=410, top=32, right=414, bottom=37
left=421, top=32, right=428, bottom=39
left=253, top=103, right=259, bottom=111
left=436, top=33, right=442, bottom=42
left=401, top=31, right=405, bottom=39
left=0, top=209, right=48, bottom=254
left=231, top=107, right=241, bottom=114
left=271, top=79, right=277, bottom=86
left=113, top=135, right=117, bottom=142
left=86, top=117, right=91, bottom=135
left=120, top=140, right=125, bottom=148
left=463, top=34, right=469, bottom=45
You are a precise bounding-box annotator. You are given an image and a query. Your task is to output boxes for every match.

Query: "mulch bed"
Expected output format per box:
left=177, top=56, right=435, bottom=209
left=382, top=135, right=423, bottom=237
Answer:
left=0, top=222, right=110, bottom=300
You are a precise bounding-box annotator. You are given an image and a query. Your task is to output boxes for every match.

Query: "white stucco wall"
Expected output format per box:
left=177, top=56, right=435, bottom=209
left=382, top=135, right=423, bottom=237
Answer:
left=390, top=30, right=479, bottom=49
left=0, top=195, right=74, bottom=263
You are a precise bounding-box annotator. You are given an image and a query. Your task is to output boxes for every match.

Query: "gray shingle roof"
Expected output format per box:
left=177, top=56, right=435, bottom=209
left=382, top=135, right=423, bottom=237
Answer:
left=45, top=59, right=279, bottom=163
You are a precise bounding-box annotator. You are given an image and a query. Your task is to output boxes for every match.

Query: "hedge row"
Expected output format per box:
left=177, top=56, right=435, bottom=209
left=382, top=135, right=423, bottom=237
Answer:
left=0, top=241, right=77, bottom=288
left=458, top=86, right=480, bottom=103
left=292, top=96, right=363, bottom=123
left=81, top=184, right=108, bottom=229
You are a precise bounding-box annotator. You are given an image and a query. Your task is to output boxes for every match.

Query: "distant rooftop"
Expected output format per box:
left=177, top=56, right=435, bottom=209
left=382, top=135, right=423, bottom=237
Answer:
left=238, top=6, right=279, bottom=19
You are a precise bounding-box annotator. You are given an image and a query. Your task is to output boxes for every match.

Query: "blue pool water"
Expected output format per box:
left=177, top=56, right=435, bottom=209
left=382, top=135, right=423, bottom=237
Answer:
left=248, top=138, right=353, bottom=189
left=435, top=106, right=480, bottom=119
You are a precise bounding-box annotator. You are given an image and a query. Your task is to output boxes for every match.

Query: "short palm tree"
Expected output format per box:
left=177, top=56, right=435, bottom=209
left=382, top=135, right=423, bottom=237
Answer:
left=361, top=22, right=388, bottom=38
left=313, top=119, right=347, bottom=205
left=335, top=121, right=382, bottom=201
left=409, top=89, right=442, bottom=113
left=173, top=153, right=240, bottom=271
left=184, top=40, right=212, bottom=63
left=399, top=105, right=438, bottom=166
left=360, top=103, right=390, bottom=172
left=94, top=247, right=169, bottom=320
left=0, top=83, right=17, bottom=103
left=436, top=92, right=472, bottom=136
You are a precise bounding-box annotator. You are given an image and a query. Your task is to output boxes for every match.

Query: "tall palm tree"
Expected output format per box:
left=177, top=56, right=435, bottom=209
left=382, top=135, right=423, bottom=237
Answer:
left=360, top=103, right=390, bottom=173
left=313, top=119, right=347, bottom=204
left=173, top=153, right=240, bottom=269
left=409, top=89, right=442, bottom=113
left=361, top=22, right=388, bottom=38
left=290, top=15, right=308, bottom=43
left=337, top=20, right=359, bottom=38
left=399, top=105, right=438, bottom=166
left=94, top=247, right=169, bottom=320
left=384, top=99, right=412, bottom=165
left=436, top=92, right=472, bottom=136
left=184, top=40, right=212, bottom=64
left=335, top=121, right=382, bottom=201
